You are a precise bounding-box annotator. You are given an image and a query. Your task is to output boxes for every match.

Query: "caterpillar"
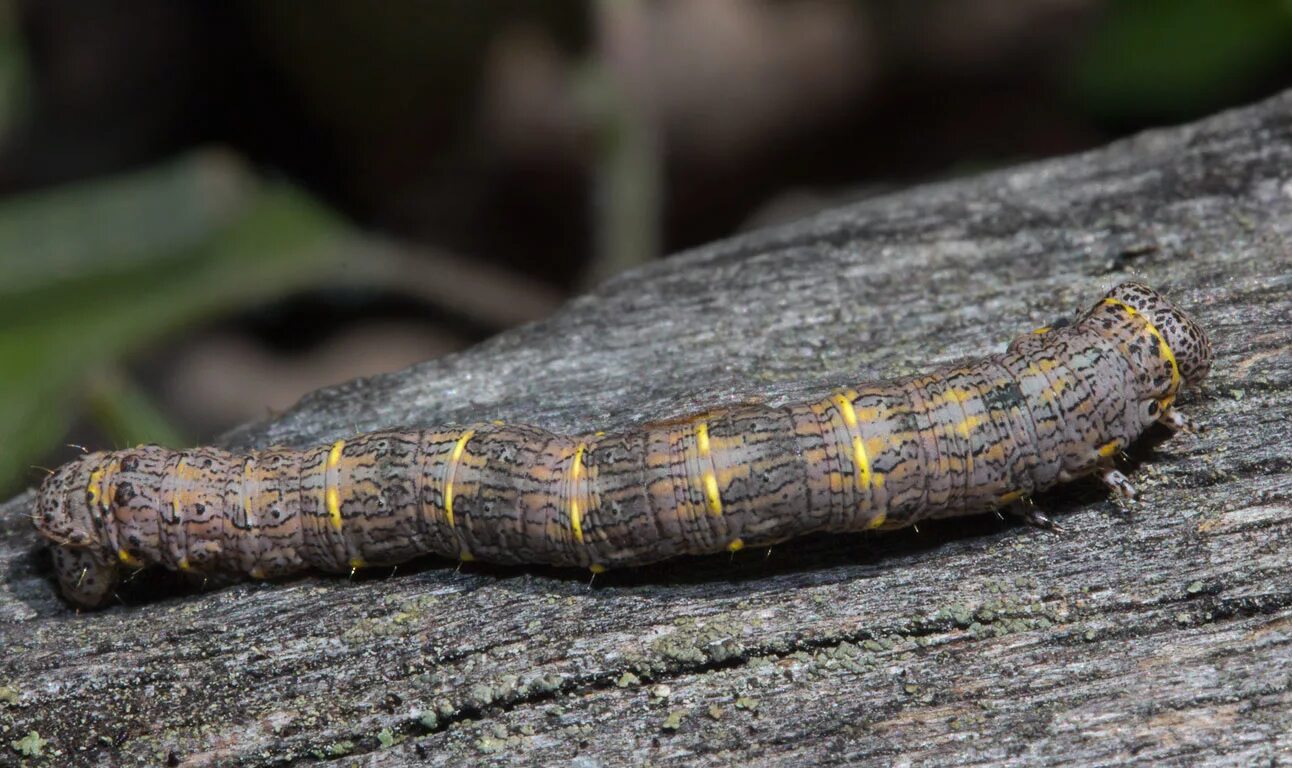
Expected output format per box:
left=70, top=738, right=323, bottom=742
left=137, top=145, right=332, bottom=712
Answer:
left=33, top=282, right=1212, bottom=608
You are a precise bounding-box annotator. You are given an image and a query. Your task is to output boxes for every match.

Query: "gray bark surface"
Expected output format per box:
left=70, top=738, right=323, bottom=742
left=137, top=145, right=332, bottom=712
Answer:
left=2, top=91, right=1291, bottom=768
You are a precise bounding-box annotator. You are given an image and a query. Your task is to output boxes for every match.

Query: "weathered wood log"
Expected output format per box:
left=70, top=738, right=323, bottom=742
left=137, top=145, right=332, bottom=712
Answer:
left=3, top=89, right=1291, bottom=767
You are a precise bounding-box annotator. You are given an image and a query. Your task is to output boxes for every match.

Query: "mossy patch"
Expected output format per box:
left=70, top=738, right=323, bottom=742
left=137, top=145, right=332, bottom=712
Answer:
left=650, top=617, right=746, bottom=665
left=11, top=731, right=47, bottom=757
left=661, top=708, right=690, bottom=731
left=309, top=740, right=356, bottom=759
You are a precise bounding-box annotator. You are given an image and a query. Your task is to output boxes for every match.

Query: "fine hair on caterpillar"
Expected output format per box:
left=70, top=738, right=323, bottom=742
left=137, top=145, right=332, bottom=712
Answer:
left=33, top=282, right=1212, bottom=608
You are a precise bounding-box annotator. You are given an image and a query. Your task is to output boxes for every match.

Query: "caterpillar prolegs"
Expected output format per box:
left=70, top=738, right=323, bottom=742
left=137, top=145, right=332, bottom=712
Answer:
left=34, top=283, right=1213, bottom=607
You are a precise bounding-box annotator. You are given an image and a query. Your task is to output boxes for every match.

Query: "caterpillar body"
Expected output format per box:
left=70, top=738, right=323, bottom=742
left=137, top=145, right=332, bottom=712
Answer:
left=34, top=282, right=1212, bottom=607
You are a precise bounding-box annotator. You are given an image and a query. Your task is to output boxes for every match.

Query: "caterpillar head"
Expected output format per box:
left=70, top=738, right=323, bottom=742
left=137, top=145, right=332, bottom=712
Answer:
left=1102, top=282, right=1213, bottom=387
left=34, top=453, right=120, bottom=607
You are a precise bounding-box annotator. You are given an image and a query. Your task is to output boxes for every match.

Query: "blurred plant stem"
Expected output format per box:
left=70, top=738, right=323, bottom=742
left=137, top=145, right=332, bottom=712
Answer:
left=85, top=368, right=186, bottom=451
left=583, top=0, right=662, bottom=289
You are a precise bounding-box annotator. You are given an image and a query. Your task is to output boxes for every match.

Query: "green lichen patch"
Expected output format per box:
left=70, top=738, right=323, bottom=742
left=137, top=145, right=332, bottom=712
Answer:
left=734, top=696, right=759, bottom=712
left=661, top=708, right=690, bottom=732
left=649, top=617, right=747, bottom=666
left=925, top=595, right=1070, bottom=641
left=309, top=739, right=355, bottom=759
left=11, top=731, right=47, bottom=757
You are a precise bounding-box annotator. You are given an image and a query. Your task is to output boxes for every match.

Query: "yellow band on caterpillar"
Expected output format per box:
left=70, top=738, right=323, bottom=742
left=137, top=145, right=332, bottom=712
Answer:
left=444, top=430, right=476, bottom=528
left=570, top=443, right=587, bottom=544
left=1100, top=298, right=1181, bottom=404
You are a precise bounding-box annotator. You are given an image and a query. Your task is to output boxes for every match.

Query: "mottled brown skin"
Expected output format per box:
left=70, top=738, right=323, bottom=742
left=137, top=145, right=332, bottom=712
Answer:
left=34, top=283, right=1212, bottom=608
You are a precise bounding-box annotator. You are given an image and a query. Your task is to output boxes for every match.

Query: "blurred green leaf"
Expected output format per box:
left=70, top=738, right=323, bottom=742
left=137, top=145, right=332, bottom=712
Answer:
left=0, top=152, right=250, bottom=296
left=1072, top=0, right=1292, bottom=120
left=0, top=151, right=354, bottom=494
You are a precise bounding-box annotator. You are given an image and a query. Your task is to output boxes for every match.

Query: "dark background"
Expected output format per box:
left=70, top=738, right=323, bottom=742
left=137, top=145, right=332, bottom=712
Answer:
left=2, top=0, right=1290, bottom=497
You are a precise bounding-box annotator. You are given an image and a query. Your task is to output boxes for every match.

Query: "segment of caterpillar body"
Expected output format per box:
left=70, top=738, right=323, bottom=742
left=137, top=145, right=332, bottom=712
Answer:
left=34, top=282, right=1212, bottom=607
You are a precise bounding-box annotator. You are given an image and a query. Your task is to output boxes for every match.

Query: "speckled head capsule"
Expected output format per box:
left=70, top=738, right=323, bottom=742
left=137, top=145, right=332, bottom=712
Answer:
left=34, top=452, right=121, bottom=607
